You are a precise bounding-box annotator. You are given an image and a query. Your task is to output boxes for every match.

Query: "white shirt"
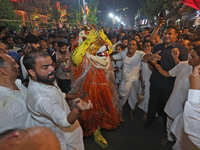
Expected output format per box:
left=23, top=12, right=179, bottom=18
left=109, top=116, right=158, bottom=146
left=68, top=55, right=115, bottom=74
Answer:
left=184, top=89, right=200, bottom=149
left=0, top=79, right=34, bottom=133
left=113, top=49, right=145, bottom=81
left=164, top=61, right=192, bottom=119
left=26, top=79, right=84, bottom=150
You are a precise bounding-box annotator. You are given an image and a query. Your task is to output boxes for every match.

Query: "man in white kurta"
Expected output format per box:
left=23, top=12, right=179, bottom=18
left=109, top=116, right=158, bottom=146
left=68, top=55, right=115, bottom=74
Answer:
left=164, top=61, right=192, bottom=141
left=154, top=49, right=200, bottom=143
left=27, top=79, right=83, bottom=150
left=112, top=40, right=145, bottom=111
left=183, top=64, right=200, bottom=149
left=0, top=54, right=34, bottom=133
left=24, top=50, right=92, bottom=150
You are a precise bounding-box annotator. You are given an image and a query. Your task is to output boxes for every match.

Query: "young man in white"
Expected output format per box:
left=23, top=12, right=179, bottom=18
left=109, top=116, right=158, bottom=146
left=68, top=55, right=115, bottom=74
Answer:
left=111, top=39, right=152, bottom=118
left=23, top=50, right=92, bottom=150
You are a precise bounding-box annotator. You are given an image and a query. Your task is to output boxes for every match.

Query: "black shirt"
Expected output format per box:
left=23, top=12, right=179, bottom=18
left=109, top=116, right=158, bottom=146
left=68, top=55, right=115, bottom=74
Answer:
left=150, top=42, right=188, bottom=88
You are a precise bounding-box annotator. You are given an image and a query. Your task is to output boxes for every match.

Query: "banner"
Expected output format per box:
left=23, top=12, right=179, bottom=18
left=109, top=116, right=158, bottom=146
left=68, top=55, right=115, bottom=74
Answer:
left=181, top=0, right=200, bottom=10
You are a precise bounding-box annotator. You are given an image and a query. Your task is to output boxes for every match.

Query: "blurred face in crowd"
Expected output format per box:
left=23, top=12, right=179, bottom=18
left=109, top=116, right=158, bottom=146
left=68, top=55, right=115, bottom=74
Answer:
left=183, top=28, right=190, bottom=34
left=122, top=39, right=128, bottom=47
left=138, top=41, right=143, bottom=50
left=119, top=32, right=125, bottom=40
left=142, top=29, right=149, bottom=37
left=30, top=56, right=55, bottom=84
left=128, top=40, right=137, bottom=54
left=40, top=40, right=47, bottom=50
left=163, top=28, right=178, bottom=46
left=134, top=35, right=140, bottom=42
left=180, top=39, right=191, bottom=52
left=59, top=45, right=67, bottom=54
left=53, top=43, right=59, bottom=52
left=6, top=38, right=15, bottom=46
left=179, top=29, right=183, bottom=35
left=193, top=40, right=200, bottom=47
left=188, top=50, right=200, bottom=67
left=0, top=43, right=9, bottom=54
left=143, top=42, right=152, bottom=54
left=115, top=45, right=122, bottom=53
left=111, top=37, right=117, bottom=44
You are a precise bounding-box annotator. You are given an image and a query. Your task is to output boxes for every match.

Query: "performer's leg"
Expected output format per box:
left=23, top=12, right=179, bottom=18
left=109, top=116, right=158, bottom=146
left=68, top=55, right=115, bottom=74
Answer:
left=93, top=126, right=108, bottom=148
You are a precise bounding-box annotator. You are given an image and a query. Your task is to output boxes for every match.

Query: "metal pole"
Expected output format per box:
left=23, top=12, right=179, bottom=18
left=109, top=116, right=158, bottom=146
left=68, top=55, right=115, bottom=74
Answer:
left=82, top=0, right=87, bottom=25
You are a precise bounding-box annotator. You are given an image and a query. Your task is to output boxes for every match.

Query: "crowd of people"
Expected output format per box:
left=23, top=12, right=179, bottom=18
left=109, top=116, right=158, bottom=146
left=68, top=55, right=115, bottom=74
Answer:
left=0, top=19, right=200, bottom=150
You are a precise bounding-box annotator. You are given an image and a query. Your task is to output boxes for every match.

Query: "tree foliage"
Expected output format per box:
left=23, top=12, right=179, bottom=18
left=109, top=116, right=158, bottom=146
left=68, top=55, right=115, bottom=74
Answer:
left=87, top=0, right=99, bottom=25
left=139, top=0, right=179, bottom=21
left=60, top=0, right=99, bottom=25
left=49, top=0, right=61, bottom=22
left=0, top=0, right=21, bottom=31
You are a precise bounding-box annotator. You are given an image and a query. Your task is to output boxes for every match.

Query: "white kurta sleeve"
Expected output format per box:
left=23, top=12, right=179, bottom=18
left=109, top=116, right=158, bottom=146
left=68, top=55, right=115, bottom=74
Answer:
left=183, top=89, right=200, bottom=148
left=35, top=98, right=71, bottom=128
left=168, top=62, right=181, bottom=77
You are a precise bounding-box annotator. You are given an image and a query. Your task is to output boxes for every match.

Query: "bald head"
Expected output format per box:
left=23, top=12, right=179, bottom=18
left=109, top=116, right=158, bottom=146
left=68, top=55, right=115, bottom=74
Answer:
left=0, top=53, right=19, bottom=79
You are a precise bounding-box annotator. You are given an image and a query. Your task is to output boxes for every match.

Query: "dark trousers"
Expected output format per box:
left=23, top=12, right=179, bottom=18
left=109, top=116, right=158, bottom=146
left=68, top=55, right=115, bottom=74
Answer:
left=56, top=78, right=71, bottom=94
left=147, top=84, right=173, bottom=129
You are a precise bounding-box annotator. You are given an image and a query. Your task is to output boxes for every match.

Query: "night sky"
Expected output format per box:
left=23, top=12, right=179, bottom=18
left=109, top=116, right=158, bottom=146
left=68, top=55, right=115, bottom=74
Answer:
left=98, top=0, right=141, bottom=28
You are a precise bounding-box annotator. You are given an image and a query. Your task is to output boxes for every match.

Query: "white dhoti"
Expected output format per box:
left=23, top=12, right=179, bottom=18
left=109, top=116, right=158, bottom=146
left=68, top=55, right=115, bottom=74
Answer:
left=119, top=79, right=139, bottom=110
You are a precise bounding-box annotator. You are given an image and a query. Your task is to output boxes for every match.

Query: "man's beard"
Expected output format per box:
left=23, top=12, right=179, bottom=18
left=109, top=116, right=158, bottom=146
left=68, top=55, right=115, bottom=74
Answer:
left=35, top=70, right=56, bottom=84
left=31, top=45, right=40, bottom=51
left=59, top=50, right=66, bottom=54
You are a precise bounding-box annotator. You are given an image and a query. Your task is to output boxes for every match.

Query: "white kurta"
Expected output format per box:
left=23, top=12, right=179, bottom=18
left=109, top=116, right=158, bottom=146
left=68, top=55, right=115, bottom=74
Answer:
left=184, top=89, right=200, bottom=149
left=171, top=113, right=199, bottom=150
left=164, top=61, right=192, bottom=119
left=0, top=79, right=34, bottom=133
left=26, top=79, right=84, bottom=150
left=138, top=62, right=152, bottom=113
left=113, top=50, right=145, bottom=110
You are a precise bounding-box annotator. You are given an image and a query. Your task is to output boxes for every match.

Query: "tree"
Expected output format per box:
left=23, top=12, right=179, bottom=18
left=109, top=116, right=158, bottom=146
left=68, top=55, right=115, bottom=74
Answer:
left=0, top=0, right=21, bottom=32
left=87, top=0, right=99, bottom=25
left=49, top=0, right=61, bottom=23
left=60, top=0, right=99, bottom=25
left=139, top=0, right=181, bottom=25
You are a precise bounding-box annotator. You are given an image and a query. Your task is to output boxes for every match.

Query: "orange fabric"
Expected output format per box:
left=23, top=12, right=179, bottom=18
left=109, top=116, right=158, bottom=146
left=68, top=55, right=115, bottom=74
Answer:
left=72, top=56, right=122, bottom=136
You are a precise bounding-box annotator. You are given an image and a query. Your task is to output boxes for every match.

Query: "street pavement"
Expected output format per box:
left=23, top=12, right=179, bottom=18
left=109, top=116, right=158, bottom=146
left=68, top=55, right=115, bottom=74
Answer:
left=84, top=103, right=174, bottom=150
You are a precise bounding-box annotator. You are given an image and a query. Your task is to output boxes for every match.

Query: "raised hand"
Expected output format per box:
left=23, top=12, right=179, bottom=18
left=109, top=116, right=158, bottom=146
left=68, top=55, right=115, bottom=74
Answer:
left=189, top=64, right=200, bottom=90
left=99, top=29, right=108, bottom=41
left=74, top=98, right=93, bottom=111
left=171, top=48, right=180, bottom=59
left=152, top=50, right=161, bottom=62
left=86, top=29, right=98, bottom=43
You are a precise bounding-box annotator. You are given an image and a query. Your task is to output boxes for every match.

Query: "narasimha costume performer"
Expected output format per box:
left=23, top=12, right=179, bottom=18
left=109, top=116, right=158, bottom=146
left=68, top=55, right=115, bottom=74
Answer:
left=70, top=28, right=122, bottom=148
